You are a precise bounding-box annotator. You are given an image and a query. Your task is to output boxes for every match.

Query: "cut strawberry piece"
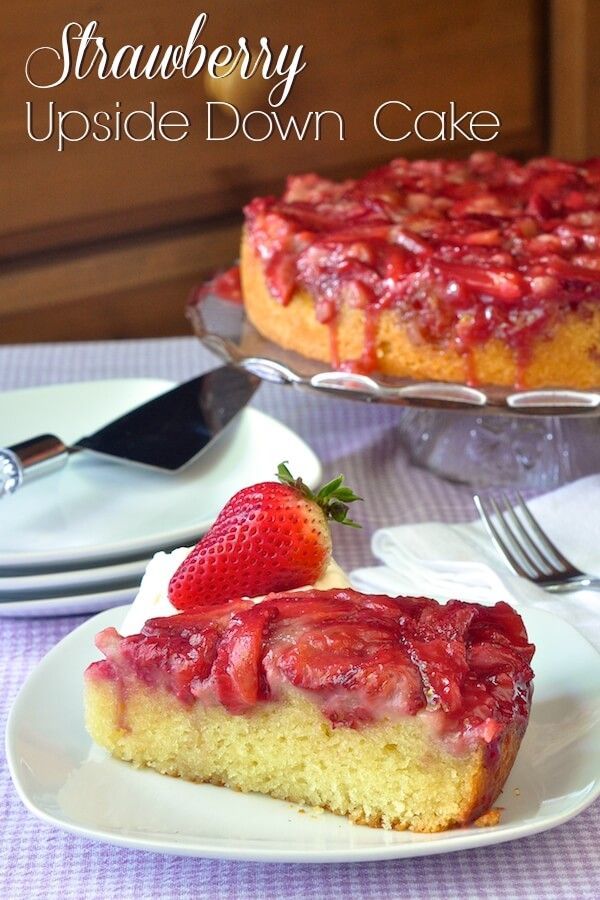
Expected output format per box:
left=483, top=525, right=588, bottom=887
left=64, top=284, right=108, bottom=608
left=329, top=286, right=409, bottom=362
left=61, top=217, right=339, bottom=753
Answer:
left=468, top=641, right=533, bottom=681
left=276, top=202, right=351, bottom=232
left=259, top=593, right=353, bottom=621
left=529, top=275, right=560, bottom=297
left=404, top=637, right=468, bottom=713
left=546, top=258, right=600, bottom=283
left=166, top=627, right=222, bottom=701
left=463, top=229, right=502, bottom=247
left=418, top=600, right=477, bottom=642
left=331, top=225, right=393, bottom=242
left=206, top=266, right=242, bottom=303
left=450, top=194, right=511, bottom=218
left=213, top=605, right=278, bottom=713
left=435, top=261, right=525, bottom=301
left=277, top=626, right=424, bottom=709
left=284, top=173, right=352, bottom=205
left=383, top=246, right=409, bottom=281
left=143, top=601, right=251, bottom=636
left=266, top=252, right=297, bottom=303
left=278, top=619, right=399, bottom=689
left=390, top=227, right=432, bottom=255
left=526, top=233, right=564, bottom=256
left=98, top=625, right=223, bottom=703
left=572, top=254, right=600, bottom=272
left=468, top=601, right=535, bottom=660
left=406, top=192, right=432, bottom=213
left=563, top=190, right=588, bottom=211
left=95, top=627, right=123, bottom=658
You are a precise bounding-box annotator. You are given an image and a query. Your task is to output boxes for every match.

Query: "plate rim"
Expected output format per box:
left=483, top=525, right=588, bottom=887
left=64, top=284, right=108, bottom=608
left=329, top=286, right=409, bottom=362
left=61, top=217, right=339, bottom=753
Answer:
left=7, top=603, right=600, bottom=863
left=0, top=556, right=149, bottom=594
left=0, top=586, right=138, bottom=618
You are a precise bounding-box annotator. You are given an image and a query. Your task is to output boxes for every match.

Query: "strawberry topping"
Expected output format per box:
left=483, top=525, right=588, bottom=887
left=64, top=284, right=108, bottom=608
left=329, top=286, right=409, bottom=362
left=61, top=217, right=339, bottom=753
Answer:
left=213, top=604, right=277, bottom=713
left=88, top=589, right=534, bottom=749
left=197, top=153, right=600, bottom=382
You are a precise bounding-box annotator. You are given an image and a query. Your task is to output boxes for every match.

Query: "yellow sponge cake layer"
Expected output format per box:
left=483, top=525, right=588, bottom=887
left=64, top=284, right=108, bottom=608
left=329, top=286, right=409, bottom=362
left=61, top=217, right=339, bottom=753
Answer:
left=85, top=678, right=520, bottom=833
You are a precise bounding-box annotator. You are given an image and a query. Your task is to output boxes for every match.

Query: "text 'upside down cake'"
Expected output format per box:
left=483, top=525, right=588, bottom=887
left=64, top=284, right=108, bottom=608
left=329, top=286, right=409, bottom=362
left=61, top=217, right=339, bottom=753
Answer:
left=85, top=465, right=534, bottom=832
left=223, top=152, right=600, bottom=389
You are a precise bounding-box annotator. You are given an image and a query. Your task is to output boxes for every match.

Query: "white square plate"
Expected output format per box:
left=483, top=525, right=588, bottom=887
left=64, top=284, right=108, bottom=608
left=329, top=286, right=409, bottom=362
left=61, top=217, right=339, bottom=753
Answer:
left=7, top=603, right=600, bottom=863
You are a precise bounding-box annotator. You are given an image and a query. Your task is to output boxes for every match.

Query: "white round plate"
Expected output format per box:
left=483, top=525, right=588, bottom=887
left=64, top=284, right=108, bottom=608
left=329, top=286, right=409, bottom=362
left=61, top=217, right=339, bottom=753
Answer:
left=7, top=603, right=600, bottom=862
left=0, top=586, right=137, bottom=618
left=0, top=379, right=322, bottom=570
left=0, top=556, right=149, bottom=596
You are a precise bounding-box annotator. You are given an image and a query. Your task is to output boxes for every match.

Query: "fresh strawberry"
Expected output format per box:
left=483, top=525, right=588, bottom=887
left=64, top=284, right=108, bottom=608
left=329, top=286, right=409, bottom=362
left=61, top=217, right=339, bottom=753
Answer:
left=168, top=463, right=361, bottom=610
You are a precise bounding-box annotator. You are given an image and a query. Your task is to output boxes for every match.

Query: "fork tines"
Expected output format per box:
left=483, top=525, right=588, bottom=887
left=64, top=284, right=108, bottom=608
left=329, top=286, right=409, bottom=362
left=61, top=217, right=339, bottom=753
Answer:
left=473, top=491, right=578, bottom=583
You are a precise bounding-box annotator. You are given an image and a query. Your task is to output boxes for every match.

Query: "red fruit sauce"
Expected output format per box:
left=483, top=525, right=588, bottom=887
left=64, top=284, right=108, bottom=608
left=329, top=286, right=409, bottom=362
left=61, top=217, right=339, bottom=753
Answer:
left=190, top=266, right=243, bottom=305
left=200, top=153, right=600, bottom=385
left=87, top=588, right=534, bottom=753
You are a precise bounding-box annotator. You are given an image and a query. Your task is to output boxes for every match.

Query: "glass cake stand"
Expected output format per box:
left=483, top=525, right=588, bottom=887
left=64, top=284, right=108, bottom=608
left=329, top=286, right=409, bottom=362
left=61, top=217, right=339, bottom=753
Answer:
left=188, top=294, right=600, bottom=489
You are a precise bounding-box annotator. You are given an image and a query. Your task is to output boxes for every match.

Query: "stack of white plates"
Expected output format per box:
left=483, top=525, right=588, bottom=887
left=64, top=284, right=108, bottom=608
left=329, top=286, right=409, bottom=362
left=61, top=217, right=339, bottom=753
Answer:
left=0, top=378, right=322, bottom=617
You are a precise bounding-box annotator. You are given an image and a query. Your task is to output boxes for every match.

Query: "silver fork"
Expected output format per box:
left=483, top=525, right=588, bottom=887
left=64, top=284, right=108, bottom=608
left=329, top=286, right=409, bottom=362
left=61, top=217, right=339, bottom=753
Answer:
left=473, top=492, right=600, bottom=593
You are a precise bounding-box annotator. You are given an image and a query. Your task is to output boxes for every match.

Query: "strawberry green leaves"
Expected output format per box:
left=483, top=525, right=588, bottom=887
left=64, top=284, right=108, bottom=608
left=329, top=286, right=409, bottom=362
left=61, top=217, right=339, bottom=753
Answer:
left=276, top=462, right=362, bottom=528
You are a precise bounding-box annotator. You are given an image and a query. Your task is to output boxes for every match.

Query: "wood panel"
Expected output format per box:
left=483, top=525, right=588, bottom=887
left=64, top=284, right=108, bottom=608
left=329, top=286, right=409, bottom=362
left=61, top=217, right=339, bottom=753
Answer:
left=0, top=0, right=547, bottom=343
left=2, top=0, right=544, bottom=260
left=0, top=219, right=240, bottom=342
left=0, top=275, right=196, bottom=343
left=550, top=0, right=600, bottom=156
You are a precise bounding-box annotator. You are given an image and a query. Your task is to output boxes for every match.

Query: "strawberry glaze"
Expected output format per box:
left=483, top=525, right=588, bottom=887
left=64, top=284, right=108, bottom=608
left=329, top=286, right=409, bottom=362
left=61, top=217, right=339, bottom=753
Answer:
left=87, top=588, right=534, bottom=753
left=231, top=153, right=600, bottom=383
left=191, top=266, right=243, bottom=305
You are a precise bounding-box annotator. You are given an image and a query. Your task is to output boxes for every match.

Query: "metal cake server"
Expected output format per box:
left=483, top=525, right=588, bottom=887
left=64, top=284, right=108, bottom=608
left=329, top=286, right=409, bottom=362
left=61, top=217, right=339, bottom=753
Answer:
left=0, top=365, right=260, bottom=498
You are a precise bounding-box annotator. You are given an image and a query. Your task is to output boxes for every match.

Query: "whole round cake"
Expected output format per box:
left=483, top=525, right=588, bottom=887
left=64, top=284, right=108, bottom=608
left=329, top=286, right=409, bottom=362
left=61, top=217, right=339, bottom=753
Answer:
left=240, top=152, right=600, bottom=389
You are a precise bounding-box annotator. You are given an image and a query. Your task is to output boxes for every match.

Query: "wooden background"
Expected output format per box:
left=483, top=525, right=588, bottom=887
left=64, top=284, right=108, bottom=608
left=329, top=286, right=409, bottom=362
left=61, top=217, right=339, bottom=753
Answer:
left=0, top=0, right=598, bottom=344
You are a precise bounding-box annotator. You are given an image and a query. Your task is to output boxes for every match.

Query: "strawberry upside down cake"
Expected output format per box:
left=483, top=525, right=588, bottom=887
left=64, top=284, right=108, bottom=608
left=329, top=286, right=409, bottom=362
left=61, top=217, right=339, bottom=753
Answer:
left=85, top=467, right=535, bottom=833
left=236, top=152, right=600, bottom=389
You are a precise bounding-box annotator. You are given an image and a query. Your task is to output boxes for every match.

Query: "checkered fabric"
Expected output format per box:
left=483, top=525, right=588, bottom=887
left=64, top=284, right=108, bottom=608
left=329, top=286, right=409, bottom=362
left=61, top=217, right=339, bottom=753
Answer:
left=1, top=337, right=598, bottom=899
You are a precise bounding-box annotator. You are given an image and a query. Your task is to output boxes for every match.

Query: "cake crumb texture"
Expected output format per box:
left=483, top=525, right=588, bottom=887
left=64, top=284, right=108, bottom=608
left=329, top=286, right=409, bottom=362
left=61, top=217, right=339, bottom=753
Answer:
left=85, top=680, right=519, bottom=833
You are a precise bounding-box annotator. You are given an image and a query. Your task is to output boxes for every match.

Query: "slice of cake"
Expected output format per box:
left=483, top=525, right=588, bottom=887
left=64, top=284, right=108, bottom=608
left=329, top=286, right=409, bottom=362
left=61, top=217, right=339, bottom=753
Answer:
left=85, top=466, right=534, bottom=832
left=228, top=152, right=600, bottom=389
left=85, top=588, right=534, bottom=833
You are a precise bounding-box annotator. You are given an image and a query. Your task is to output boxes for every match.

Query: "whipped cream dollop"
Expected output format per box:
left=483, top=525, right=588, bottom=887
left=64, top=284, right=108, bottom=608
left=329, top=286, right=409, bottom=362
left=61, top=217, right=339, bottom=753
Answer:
left=120, top=547, right=351, bottom=637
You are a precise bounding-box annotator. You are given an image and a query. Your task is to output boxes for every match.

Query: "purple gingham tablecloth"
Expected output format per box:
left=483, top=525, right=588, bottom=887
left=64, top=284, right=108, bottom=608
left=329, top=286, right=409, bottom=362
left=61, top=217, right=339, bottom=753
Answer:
left=1, top=337, right=598, bottom=900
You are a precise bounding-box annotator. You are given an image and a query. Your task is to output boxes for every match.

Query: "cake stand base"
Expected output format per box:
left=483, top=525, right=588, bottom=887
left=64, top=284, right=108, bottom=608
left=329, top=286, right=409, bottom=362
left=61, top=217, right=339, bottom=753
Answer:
left=397, top=411, right=600, bottom=490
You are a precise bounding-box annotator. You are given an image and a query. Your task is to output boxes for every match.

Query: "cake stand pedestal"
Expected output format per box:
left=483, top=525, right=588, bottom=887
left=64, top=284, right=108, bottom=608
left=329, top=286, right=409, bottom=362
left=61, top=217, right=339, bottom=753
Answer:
left=396, top=410, right=600, bottom=490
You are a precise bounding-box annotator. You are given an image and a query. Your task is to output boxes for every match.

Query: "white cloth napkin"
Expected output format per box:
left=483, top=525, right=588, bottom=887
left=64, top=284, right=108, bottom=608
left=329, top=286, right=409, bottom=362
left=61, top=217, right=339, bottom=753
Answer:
left=351, top=474, right=600, bottom=649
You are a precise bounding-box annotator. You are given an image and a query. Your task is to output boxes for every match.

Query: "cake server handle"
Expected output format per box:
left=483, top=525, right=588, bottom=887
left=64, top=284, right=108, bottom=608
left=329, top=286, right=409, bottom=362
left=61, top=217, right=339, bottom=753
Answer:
left=0, top=435, right=70, bottom=498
